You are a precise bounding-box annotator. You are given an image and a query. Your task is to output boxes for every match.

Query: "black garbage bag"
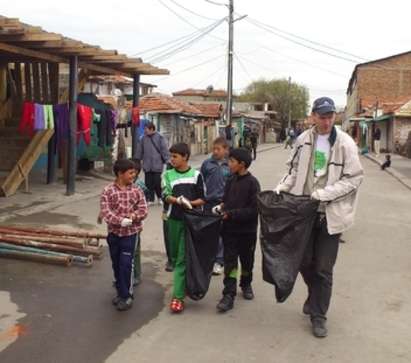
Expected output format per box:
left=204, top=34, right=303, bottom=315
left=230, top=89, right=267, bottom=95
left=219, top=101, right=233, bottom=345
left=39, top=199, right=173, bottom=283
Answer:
left=257, top=191, right=319, bottom=303
left=184, top=210, right=222, bottom=301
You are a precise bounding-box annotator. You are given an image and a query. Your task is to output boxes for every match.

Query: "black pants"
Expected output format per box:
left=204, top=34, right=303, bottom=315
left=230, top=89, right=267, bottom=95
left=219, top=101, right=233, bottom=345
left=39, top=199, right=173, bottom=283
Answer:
left=252, top=146, right=257, bottom=160
left=145, top=171, right=162, bottom=202
left=222, top=232, right=257, bottom=297
left=163, top=219, right=172, bottom=264
left=300, top=215, right=340, bottom=321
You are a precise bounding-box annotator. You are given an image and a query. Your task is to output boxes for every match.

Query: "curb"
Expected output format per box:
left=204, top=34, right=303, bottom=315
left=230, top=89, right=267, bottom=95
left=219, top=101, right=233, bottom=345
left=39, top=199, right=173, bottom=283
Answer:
left=363, top=154, right=411, bottom=191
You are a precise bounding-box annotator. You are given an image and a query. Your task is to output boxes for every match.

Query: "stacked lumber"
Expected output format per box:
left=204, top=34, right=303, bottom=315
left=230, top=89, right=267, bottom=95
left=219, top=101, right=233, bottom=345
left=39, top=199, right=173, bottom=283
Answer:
left=0, top=226, right=105, bottom=267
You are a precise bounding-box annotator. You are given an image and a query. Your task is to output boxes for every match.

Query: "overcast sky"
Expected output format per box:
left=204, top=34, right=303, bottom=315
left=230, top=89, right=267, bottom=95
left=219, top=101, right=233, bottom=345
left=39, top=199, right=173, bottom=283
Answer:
left=3, top=0, right=410, bottom=107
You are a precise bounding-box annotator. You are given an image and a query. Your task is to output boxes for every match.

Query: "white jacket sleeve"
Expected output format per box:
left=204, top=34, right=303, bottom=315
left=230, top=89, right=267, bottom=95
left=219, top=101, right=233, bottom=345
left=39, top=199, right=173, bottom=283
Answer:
left=314, top=138, right=364, bottom=202
left=276, top=140, right=303, bottom=192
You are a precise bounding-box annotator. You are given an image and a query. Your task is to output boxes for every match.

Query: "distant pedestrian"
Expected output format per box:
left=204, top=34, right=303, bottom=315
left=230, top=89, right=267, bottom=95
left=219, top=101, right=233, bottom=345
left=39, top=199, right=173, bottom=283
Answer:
left=201, top=137, right=231, bottom=276
left=225, top=124, right=235, bottom=148
left=250, top=131, right=259, bottom=160
left=214, top=148, right=261, bottom=313
left=162, top=143, right=206, bottom=313
left=284, top=128, right=295, bottom=149
left=275, top=97, right=364, bottom=338
left=373, top=127, right=381, bottom=157
left=136, top=122, right=169, bottom=205
left=100, top=159, right=148, bottom=311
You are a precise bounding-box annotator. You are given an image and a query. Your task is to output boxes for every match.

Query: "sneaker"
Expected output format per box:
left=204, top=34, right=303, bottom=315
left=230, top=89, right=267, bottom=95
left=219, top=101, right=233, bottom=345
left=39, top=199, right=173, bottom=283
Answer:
left=116, top=297, right=133, bottom=311
left=165, top=261, right=174, bottom=272
left=242, top=285, right=255, bottom=300
left=312, top=319, right=328, bottom=338
left=158, top=199, right=163, bottom=206
left=217, top=295, right=234, bottom=313
left=170, top=298, right=184, bottom=313
left=212, top=263, right=223, bottom=276
left=112, top=296, right=121, bottom=306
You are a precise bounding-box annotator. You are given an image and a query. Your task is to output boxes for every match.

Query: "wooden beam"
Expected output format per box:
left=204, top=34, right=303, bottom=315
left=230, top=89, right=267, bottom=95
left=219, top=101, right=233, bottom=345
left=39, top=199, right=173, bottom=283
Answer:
left=0, top=33, right=63, bottom=42
left=40, top=62, right=50, bottom=102
left=91, top=57, right=142, bottom=64
left=20, top=40, right=84, bottom=49
left=14, top=62, right=23, bottom=98
left=24, top=62, right=32, bottom=100
left=0, top=42, right=66, bottom=63
left=32, top=62, right=41, bottom=101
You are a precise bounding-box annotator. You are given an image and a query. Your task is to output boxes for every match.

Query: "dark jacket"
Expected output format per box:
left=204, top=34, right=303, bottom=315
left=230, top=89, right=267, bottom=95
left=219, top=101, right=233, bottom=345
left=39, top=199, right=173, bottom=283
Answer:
left=136, top=132, right=169, bottom=173
left=223, top=172, right=261, bottom=234
left=201, top=157, right=230, bottom=204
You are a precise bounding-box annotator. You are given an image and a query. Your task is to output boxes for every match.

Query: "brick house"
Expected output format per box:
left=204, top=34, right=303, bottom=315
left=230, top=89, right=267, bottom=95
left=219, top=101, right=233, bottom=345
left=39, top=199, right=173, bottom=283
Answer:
left=344, top=51, right=411, bottom=156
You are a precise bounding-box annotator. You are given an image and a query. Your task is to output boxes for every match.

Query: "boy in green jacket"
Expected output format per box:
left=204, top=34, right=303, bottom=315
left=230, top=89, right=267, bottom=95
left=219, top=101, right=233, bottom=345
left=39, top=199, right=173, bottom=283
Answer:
left=162, top=143, right=205, bottom=313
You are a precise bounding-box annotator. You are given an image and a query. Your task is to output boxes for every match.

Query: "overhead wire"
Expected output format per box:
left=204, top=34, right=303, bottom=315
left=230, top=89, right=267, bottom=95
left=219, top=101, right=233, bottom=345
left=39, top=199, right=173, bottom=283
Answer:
left=157, top=0, right=226, bottom=42
left=247, top=16, right=368, bottom=62
left=233, top=52, right=254, bottom=83
left=147, top=17, right=225, bottom=64
left=168, top=0, right=220, bottom=21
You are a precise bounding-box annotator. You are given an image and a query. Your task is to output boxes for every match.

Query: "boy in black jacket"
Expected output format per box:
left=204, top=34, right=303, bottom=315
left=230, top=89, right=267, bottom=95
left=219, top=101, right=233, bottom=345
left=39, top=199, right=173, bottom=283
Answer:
left=213, top=148, right=261, bottom=313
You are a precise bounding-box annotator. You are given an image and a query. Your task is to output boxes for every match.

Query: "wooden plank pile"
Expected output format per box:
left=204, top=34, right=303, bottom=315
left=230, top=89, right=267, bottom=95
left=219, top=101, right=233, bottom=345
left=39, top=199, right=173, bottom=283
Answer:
left=0, top=226, right=105, bottom=267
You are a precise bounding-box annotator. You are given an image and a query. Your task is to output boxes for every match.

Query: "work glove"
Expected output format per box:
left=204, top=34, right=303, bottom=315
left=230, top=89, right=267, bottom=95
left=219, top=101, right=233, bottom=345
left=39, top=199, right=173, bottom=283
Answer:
left=176, top=196, right=193, bottom=210
left=120, top=218, right=133, bottom=227
left=211, top=205, right=223, bottom=215
left=274, top=184, right=288, bottom=195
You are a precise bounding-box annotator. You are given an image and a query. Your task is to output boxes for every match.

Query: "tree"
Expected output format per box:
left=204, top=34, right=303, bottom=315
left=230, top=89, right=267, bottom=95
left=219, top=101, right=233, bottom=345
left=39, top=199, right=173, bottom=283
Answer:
left=240, top=78, right=310, bottom=128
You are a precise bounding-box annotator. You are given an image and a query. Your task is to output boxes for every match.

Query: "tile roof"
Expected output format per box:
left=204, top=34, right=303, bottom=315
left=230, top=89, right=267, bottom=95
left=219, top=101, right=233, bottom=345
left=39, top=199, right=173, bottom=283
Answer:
left=359, top=96, right=411, bottom=116
left=172, top=88, right=228, bottom=98
left=190, top=103, right=223, bottom=118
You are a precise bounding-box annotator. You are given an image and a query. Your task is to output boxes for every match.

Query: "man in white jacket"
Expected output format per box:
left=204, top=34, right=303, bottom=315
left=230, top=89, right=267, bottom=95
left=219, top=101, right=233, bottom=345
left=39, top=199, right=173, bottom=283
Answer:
left=275, top=97, right=364, bottom=338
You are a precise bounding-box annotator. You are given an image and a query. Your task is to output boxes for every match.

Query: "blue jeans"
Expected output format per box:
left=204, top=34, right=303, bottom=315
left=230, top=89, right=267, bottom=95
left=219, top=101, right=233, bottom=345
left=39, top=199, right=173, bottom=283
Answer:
left=107, top=233, right=137, bottom=299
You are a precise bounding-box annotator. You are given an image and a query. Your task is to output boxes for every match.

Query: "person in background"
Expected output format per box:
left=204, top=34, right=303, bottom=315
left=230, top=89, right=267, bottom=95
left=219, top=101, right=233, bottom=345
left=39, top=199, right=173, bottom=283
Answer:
left=275, top=97, right=363, bottom=338
left=100, top=159, right=148, bottom=311
left=136, top=122, right=169, bottom=205
left=214, top=148, right=261, bottom=313
left=381, top=154, right=391, bottom=170
left=250, top=130, right=259, bottom=160
left=373, top=126, right=382, bottom=157
left=162, top=143, right=206, bottom=313
left=284, top=127, right=296, bottom=149
left=201, top=137, right=231, bottom=276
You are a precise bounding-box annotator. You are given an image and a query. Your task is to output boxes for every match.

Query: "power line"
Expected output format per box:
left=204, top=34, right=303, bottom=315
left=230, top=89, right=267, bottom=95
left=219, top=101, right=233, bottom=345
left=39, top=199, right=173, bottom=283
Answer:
left=246, top=18, right=360, bottom=63
left=192, top=62, right=227, bottom=88
left=157, top=0, right=226, bottom=42
left=233, top=52, right=253, bottom=83
left=157, top=52, right=225, bottom=81
left=168, top=0, right=220, bottom=21
left=261, top=46, right=348, bottom=78
left=147, top=18, right=225, bottom=64
left=159, top=43, right=226, bottom=67
left=248, top=16, right=368, bottom=62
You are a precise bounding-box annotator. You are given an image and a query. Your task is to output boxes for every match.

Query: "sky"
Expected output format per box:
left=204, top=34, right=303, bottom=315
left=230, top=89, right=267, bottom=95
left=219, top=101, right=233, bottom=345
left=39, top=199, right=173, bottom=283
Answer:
left=2, top=0, right=410, bottom=108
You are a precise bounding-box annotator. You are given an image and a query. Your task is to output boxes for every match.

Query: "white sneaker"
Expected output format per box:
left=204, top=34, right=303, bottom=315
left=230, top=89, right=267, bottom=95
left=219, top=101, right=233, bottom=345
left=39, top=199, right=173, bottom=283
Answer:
left=212, top=263, right=224, bottom=276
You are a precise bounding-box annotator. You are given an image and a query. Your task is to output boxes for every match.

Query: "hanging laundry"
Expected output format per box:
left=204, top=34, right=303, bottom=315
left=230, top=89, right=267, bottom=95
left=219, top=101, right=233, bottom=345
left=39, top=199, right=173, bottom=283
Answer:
left=53, top=103, right=70, bottom=150
left=33, top=103, right=45, bottom=131
left=43, top=105, right=54, bottom=130
left=18, top=101, right=35, bottom=137
left=77, top=104, right=93, bottom=145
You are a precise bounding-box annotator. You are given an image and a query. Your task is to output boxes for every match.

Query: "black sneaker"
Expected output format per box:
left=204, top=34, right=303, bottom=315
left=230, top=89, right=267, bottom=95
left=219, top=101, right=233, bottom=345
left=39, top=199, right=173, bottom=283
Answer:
left=217, top=295, right=234, bottom=313
left=242, top=285, right=254, bottom=300
left=112, top=296, right=121, bottom=306
left=165, top=261, right=173, bottom=272
left=117, top=297, right=133, bottom=312
left=312, top=319, right=328, bottom=338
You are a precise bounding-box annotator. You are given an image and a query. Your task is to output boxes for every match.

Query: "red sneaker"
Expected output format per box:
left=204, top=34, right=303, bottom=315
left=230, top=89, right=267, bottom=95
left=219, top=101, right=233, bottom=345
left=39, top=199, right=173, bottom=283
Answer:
left=170, top=298, right=184, bottom=313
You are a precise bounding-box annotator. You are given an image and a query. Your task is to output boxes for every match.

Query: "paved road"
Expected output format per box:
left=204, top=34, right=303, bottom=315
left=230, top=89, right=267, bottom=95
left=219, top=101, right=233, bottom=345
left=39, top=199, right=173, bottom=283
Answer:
left=1, top=148, right=411, bottom=363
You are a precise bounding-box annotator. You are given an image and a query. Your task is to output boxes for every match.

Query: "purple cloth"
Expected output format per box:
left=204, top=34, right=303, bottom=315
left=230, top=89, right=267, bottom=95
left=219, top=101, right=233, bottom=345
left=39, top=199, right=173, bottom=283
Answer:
left=34, top=103, right=45, bottom=130
left=53, top=103, right=70, bottom=150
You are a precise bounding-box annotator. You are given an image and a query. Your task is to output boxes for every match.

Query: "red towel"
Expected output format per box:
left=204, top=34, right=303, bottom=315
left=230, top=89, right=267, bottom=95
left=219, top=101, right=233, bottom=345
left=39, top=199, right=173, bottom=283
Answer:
left=77, top=104, right=93, bottom=145
left=18, top=101, right=35, bottom=137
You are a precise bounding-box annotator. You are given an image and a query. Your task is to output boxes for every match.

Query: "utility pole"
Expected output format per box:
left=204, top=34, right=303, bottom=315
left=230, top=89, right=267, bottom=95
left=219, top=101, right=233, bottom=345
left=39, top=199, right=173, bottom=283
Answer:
left=287, top=76, right=292, bottom=130
left=226, top=0, right=234, bottom=125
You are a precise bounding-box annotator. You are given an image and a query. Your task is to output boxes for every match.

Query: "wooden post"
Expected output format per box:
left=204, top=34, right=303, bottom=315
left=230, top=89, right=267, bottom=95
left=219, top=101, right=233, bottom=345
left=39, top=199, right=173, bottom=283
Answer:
left=24, top=62, right=32, bottom=100
left=132, top=73, right=140, bottom=158
left=66, top=56, right=78, bottom=196
left=40, top=62, right=50, bottom=103
left=14, top=62, right=23, bottom=99
left=32, top=62, right=41, bottom=102
left=47, top=63, right=59, bottom=184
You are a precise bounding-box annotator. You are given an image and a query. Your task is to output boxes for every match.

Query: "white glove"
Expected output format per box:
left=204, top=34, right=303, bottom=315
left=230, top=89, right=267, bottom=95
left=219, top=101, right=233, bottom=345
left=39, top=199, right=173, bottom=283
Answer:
left=311, top=191, right=321, bottom=200
left=274, top=184, right=288, bottom=195
left=176, top=196, right=193, bottom=210
left=120, top=218, right=133, bottom=227
left=212, top=205, right=223, bottom=215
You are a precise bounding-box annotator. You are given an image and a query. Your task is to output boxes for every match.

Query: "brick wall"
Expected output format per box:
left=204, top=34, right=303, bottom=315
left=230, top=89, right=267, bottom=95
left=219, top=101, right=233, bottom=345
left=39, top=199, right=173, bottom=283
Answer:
left=394, top=117, right=411, bottom=156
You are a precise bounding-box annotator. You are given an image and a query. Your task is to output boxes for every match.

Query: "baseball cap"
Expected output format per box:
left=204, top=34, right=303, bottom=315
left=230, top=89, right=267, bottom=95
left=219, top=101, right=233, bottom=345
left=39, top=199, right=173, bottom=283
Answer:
left=312, top=97, right=336, bottom=115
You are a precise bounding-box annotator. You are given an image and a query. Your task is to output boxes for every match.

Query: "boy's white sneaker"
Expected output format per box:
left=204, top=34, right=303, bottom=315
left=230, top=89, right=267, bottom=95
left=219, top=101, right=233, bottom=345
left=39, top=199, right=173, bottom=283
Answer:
left=212, top=263, right=224, bottom=276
